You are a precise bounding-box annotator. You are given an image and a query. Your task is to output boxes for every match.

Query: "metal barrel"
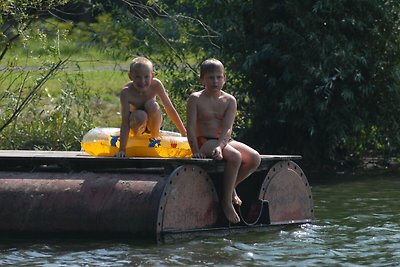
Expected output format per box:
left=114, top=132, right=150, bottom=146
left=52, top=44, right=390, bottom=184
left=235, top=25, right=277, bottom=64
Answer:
left=0, top=164, right=219, bottom=242
left=259, top=160, right=314, bottom=224
left=0, top=154, right=315, bottom=243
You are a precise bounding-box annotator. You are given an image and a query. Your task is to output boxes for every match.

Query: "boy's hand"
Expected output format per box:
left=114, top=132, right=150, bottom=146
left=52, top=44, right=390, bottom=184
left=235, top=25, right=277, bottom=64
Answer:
left=180, top=129, right=187, bottom=137
left=212, top=146, right=223, bottom=160
left=192, top=152, right=206, bottom=158
left=115, top=151, right=126, bottom=158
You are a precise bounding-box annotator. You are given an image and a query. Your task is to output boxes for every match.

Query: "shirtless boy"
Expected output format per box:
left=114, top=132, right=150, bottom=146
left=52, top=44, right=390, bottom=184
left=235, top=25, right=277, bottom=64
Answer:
left=116, top=56, right=187, bottom=157
left=186, top=58, right=261, bottom=223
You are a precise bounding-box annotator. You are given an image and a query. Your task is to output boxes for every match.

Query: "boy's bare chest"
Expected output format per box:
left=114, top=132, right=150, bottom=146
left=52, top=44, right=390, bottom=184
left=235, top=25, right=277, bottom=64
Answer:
left=126, top=88, right=156, bottom=108
left=198, top=99, right=227, bottom=119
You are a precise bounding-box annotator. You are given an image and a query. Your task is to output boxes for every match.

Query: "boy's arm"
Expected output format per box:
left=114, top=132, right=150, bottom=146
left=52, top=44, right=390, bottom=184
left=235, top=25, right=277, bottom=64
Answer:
left=186, top=93, right=202, bottom=157
left=116, top=90, right=130, bottom=157
left=210, top=95, right=236, bottom=160
left=217, top=95, right=237, bottom=149
left=154, top=79, right=187, bottom=136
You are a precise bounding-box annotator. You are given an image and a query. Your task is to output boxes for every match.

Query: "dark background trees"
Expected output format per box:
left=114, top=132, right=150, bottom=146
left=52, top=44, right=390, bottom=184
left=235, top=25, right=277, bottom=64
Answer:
left=238, top=0, right=400, bottom=168
left=161, top=0, right=400, bottom=169
left=2, top=0, right=400, bottom=170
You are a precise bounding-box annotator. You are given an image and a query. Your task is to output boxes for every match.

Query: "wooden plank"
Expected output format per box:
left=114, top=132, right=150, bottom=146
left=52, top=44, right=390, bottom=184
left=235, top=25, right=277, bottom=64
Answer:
left=0, top=150, right=302, bottom=173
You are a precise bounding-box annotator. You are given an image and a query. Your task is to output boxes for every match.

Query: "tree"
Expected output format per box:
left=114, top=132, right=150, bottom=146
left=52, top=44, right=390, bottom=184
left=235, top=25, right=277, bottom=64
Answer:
left=244, top=0, right=400, bottom=167
left=1, top=1, right=72, bottom=132
left=3, top=0, right=400, bottom=168
left=172, top=0, right=400, bottom=167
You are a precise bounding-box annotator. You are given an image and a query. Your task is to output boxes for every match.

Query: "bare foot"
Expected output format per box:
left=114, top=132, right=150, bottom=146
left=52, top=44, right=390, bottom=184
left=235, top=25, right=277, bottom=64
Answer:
left=222, top=201, right=240, bottom=224
left=232, top=189, right=242, bottom=206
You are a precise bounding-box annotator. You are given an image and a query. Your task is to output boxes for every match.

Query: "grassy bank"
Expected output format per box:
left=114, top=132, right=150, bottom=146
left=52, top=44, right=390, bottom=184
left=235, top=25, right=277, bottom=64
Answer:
left=1, top=52, right=189, bottom=151
left=0, top=15, right=199, bottom=151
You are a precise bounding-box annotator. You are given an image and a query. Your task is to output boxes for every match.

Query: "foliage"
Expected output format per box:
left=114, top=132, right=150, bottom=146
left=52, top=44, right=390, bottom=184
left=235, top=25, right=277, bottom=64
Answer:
left=0, top=70, right=98, bottom=150
left=0, top=59, right=67, bottom=132
left=0, top=0, right=95, bottom=150
left=2, top=0, right=400, bottom=170
left=76, top=0, right=209, bottom=128
left=245, top=0, right=400, bottom=167
left=1, top=0, right=205, bottom=150
left=0, top=0, right=72, bottom=60
left=171, top=0, right=400, bottom=167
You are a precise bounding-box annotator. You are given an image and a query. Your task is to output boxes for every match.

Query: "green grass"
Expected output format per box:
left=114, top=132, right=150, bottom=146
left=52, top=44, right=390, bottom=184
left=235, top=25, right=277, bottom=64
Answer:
left=1, top=68, right=128, bottom=125
left=0, top=13, right=205, bottom=151
left=48, top=70, right=128, bottom=127
left=1, top=57, right=189, bottom=139
left=1, top=24, right=196, bottom=151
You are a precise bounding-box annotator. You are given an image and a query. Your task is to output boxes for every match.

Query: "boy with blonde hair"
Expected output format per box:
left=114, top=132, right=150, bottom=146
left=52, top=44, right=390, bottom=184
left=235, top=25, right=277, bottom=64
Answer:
left=117, top=56, right=186, bottom=157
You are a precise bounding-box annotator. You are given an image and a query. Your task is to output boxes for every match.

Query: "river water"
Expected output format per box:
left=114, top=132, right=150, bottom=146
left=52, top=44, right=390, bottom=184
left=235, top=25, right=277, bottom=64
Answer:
left=1, top=170, right=399, bottom=266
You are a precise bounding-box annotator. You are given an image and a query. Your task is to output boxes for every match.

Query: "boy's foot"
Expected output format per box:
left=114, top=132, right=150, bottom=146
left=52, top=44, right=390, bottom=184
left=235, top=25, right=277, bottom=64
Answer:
left=222, top=201, right=240, bottom=224
left=142, top=128, right=151, bottom=134
left=232, top=189, right=242, bottom=206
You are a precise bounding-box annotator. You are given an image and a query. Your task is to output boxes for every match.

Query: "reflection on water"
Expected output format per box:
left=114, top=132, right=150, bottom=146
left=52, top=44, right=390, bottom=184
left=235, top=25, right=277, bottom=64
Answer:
left=1, top=171, right=400, bottom=266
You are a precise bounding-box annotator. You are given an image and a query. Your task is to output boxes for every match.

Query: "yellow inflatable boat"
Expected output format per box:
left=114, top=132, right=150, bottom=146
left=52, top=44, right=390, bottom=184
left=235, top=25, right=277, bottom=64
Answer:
left=81, top=127, right=192, bottom=158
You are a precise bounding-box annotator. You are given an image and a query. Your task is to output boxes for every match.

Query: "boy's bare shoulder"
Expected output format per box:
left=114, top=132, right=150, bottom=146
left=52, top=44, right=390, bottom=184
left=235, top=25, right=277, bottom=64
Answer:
left=120, top=82, right=132, bottom=96
left=189, top=90, right=204, bottom=98
left=187, top=91, right=203, bottom=107
left=221, top=90, right=236, bottom=101
left=151, top=77, right=163, bottom=87
left=149, top=78, right=166, bottom=95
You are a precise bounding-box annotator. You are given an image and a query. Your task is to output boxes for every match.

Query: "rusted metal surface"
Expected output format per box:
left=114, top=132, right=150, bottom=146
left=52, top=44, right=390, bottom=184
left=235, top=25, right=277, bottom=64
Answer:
left=0, top=150, right=314, bottom=243
left=0, top=150, right=302, bottom=173
left=259, top=161, right=314, bottom=225
left=0, top=164, right=226, bottom=243
left=157, top=165, right=219, bottom=243
left=0, top=171, right=164, bottom=238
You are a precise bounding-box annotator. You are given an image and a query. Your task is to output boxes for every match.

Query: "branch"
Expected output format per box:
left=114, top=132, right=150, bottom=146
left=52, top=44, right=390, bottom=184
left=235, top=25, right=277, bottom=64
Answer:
left=119, top=0, right=220, bottom=74
left=0, top=19, right=33, bottom=62
left=0, top=58, right=69, bottom=132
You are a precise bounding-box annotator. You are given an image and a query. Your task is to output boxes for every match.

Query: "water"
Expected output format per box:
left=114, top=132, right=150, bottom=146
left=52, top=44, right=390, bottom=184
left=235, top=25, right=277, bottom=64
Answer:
left=1, top=171, right=400, bottom=266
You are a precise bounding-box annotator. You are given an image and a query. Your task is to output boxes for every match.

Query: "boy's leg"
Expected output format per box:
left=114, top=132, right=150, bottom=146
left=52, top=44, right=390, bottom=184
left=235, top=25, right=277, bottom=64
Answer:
left=229, top=141, right=261, bottom=186
left=129, top=110, right=148, bottom=135
left=144, top=99, right=162, bottom=138
left=220, top=145, right=243, bottom=223
left=200, top=141, right=241, bottom=223
left=232, top=189, right=242, bottom=206
left=222, top=141, right=260, bottom=207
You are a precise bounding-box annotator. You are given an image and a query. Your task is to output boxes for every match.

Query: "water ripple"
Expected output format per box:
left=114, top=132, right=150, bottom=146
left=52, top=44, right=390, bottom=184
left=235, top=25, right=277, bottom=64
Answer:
left=1, top=175, right=400, bottom=266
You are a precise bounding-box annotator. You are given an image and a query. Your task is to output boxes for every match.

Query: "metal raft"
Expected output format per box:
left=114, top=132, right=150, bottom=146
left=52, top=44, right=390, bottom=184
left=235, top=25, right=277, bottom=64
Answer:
left=0, top=150, right=314, bottom=244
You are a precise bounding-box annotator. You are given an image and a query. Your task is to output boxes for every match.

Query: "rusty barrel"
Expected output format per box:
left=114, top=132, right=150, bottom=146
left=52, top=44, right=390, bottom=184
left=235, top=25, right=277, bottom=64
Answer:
left=259, top=160, right=314, bottom=224
left=228, top=160, right=314, bottom=226
left=0, top=165, right=219, bottom=243
left=0, top=150, right=315, bottom=243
